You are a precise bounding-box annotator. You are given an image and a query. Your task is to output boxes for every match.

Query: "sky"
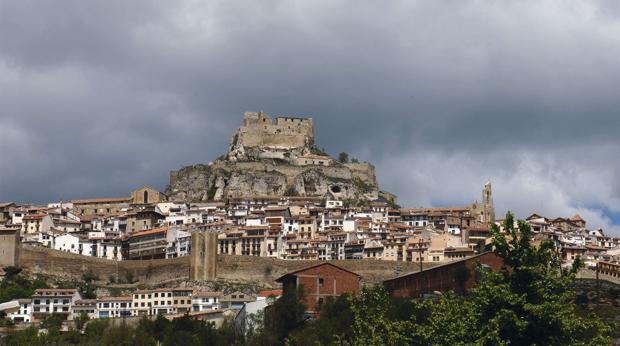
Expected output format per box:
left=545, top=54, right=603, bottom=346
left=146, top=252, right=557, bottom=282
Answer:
left=1, top=1, right=620, bottom=233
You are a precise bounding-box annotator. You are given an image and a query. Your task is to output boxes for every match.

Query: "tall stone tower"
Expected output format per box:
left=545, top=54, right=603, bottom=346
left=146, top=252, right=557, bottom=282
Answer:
left=482, top=182, right=495, bottom=224
left=0, top=227, right=20, bottom=268
left=190, top=232, right=218, bottom=281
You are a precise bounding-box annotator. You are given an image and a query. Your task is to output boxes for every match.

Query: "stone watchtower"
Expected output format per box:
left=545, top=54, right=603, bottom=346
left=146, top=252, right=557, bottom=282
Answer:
left=482, top=182, right=495, bottom=224
left=190, top=232, right=218, bottom=280
left=0, top=227, right=20, bottom=268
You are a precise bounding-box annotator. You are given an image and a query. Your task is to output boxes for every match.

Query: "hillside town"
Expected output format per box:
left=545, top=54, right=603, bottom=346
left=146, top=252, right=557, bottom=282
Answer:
left=1, top=182, right=619, bottom=270
left=0, top=284, right=279, bottom=327
left=1, top=115, right=619, bottom=341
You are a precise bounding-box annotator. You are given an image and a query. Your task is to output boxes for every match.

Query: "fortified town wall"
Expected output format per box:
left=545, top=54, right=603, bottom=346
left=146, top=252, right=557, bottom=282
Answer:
left=19, top=246, right=430, bottom=287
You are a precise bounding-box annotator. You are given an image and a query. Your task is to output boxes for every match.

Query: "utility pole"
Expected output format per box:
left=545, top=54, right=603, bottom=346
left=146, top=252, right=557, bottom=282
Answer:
left=419, top=238, right=424, bottom=272
left=596, top=262, right=600, bottom=307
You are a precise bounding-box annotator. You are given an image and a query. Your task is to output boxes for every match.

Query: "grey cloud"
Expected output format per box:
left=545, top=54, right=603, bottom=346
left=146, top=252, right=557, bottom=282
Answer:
left=1, top=1, right=620, bottom=232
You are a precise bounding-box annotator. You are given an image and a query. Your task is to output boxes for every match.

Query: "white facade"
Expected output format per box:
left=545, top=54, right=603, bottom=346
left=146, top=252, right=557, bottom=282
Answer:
left=325, top=200, right=343, bottom=209
left=97, top=297, right=132, bottom=318
left=31, top=289, right=82, bottom=320
left=54, top=233, right=81, bottom=254
left=5, top=299, right=32, bottom=323
left=191, top=293, right=222, bottom=311
left=166, top=228, right=191, bottom=258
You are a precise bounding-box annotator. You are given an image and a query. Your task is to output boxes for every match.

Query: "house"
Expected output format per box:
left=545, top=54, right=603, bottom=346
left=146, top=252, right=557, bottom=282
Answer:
left=131, top=288, right=193, bottom=316
left=21, top=214, right=53, bottom=235
left=97, top=296, right=132, bottom=318
left=0, top=202, right=16, bottom=224
left=383, top=252, right=503, bottom=298
left=191, top=291, right=222, bottom=311
left=128, top=227, right=168, bottom=260
left=235, top=299, right=271, bottom=336
left=275, top=263, right=361, bottom=314
left=257, top=289, right=282, bottom=300
left=220, top=291, right=256, bottom=310
left=31, top=288, right=82, bottom=321
left=54, top=233, right=81, bottom=254
left=363, top=239, right=384, bottom=259
left=125, top=209, right=165, bottom=234
left=1, top=299, right=32, bottom=323
left=72, top=299, right=98, bottom=319
left=71, top=197, right=131, bottom=216
left=165, top=227, right=191, bottom=258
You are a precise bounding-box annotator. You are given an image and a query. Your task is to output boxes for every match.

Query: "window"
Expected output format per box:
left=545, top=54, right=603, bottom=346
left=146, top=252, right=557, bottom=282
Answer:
left=318, top=277, right=324, bottom=287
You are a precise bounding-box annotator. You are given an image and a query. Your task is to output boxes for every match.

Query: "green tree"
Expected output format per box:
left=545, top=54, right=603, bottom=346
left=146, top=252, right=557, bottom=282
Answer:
left=73, top=311, right=90, bottom=332
left=0, top=268, right=49, bottom=303
left=287, top=294, right=355, bottom=345
left=338, top=152, right=349, bottom=163
left=4, top=326, right=43, bottom=345
left=409, top=212, right=611, bottom=345
left=344, top=212, right=611, bottom=345
left=264, top=287, right=306, bottom=345
left=348, top=286, right=413, bottom=346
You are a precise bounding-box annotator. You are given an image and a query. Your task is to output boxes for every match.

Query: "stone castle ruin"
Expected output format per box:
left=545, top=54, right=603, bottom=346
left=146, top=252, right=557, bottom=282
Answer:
left=166, top=111, right=395, bottom=202
left=228, top=112, right=317, bottom=163
left=237, top=111, right=314, bottom=148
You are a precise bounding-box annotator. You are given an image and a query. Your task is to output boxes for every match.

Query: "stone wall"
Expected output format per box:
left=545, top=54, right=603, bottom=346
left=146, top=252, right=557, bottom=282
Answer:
left=19, top=246, right=434, bottom=287
left=233, top=112, right=314, bottom=150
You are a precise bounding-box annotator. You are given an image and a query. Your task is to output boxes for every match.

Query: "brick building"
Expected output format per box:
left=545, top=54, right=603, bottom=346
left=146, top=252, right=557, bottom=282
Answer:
left=383, top=252, right=504, bottom=298
left=275, top=263, right=361, bottom=313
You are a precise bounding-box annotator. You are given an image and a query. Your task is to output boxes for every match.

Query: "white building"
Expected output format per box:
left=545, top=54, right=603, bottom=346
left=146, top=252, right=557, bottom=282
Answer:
left=54, top=233, right=81, bottom=254
left=3, top=299, right=32, bottom=323
left=32, top=288, right=82, bottom=321
left=166, top=228, right=191, bottom=258
left=325, top=200, right=343, bottom=209
left=191, top=292, right=222, bottom=312
left=97, top=296, right=132, bottom=318
left=72, top=300, right=97, bottom=320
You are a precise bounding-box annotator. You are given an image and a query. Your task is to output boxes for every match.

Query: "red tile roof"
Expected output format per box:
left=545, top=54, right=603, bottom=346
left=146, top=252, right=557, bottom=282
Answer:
left=129, top=227, right=168, bottom=238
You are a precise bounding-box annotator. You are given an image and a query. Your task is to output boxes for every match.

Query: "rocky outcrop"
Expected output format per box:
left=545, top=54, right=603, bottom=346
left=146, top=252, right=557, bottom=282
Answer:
left=166, top=161, right=381, bottom=201
left=165, top=112, right=393, bottom=202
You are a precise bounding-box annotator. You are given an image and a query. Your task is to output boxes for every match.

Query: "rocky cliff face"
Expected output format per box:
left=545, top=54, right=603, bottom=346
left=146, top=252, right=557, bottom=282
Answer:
left=165, top=112, right=391, bottom=202
left=166, top=160, right=382, bottom=202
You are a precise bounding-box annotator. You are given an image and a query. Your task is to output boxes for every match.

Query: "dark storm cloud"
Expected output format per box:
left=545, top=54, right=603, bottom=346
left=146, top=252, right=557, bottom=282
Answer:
left=1, top=1, right=620, bottom=232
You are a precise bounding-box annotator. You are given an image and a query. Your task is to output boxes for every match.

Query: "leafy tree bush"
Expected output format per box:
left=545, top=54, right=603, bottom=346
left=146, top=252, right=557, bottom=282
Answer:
left=0, top=267, right=49, bottom=303
left=344, top=212, right=612, bottom=345
left=338, top=152, right=349, bottom=163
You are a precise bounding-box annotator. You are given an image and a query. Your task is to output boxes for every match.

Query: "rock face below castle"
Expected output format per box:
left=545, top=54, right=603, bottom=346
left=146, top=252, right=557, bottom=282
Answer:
left=166, top=112, right=393, bottom=202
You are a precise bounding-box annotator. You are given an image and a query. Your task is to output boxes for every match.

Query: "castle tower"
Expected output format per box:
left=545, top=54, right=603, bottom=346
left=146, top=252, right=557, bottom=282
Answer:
left=482, top=182, right=495, bottom=224
left=0, top=227, right=20, bottom=268
left=190, top=232, right=218, bottom=281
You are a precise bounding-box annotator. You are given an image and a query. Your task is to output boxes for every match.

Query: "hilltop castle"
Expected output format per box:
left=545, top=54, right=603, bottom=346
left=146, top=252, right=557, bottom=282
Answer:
left=228, top=112, right=319, bottom=163
left=235, top=111, right=314, bottom=149
left=166, top=111, right=394, bottom=202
